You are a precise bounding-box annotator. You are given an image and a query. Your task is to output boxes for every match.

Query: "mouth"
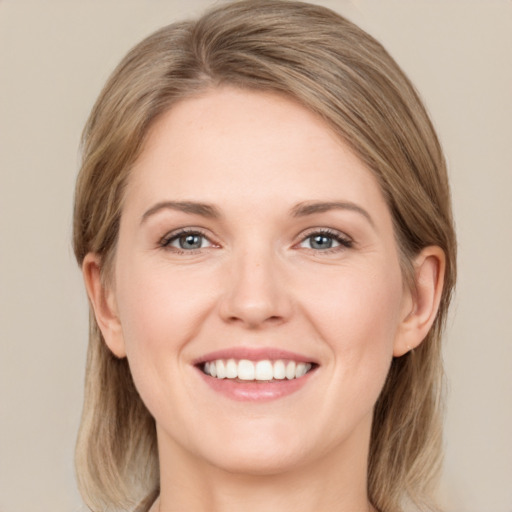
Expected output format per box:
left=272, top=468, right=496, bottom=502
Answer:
left=200, top=358, right=317, bottom=382
left=193, top=348, right=318, bottom=401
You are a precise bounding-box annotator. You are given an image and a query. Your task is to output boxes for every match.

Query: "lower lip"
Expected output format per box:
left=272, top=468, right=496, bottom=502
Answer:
left=196, top=368, right=314, bottom=402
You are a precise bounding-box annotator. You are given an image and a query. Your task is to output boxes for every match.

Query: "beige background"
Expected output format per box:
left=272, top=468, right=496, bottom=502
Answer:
left=1, top=1, right=511, bottom=511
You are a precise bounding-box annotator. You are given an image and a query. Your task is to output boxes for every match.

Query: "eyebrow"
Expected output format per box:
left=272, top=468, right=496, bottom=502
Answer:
left=290, top=201, right=375, bottom=227
left=140, top=199, right=374, bottom=227
left=141, top=201, right=221, bottom=224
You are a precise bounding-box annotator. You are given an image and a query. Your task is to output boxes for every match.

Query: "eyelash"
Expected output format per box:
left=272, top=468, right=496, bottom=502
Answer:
left=158, top=228, right=353, bottom=254
left=159, top=228, right=214, bottom=254
left=297, top=228, right=353, bottom=253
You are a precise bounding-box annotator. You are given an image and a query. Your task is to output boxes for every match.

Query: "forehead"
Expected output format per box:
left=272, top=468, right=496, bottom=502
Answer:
left=125, top=86, right=388, bottom=219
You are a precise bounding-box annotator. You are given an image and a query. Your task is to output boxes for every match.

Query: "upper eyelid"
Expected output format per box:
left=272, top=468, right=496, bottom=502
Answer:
left=161, top=226, right=212, bottom=238
left=160, top=227, right=216, bottom=246
left=297, top=227, right=352, bottom=241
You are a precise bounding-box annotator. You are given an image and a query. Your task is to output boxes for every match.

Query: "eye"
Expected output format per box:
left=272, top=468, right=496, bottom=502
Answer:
left=160, top=230, right=213, bottom=252
left=298, top=230, right=352, bottom=251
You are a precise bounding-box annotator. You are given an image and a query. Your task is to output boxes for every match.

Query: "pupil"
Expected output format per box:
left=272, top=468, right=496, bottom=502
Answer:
left=180, top=234, right=201, bottom=249
left=312, top=235, right=332, bottom=249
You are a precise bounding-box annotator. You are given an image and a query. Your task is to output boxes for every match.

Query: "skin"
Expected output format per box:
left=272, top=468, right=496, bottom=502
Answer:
left=83, top=87, right=445, bottom=512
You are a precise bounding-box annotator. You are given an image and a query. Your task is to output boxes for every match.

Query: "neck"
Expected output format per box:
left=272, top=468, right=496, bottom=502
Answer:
left=155, top=425, right=375, bottom=512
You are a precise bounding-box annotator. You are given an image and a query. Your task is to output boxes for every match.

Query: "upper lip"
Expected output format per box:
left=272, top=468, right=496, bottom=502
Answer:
left=192, top=347, right=318, bottom=365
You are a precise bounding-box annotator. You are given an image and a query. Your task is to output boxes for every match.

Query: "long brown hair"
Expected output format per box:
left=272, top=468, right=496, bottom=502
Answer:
left=73, top=1, right=456, bottom=510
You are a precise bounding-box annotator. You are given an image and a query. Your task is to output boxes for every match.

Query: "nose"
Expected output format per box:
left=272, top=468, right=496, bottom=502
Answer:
left=218, top=249, right=292, bottom=329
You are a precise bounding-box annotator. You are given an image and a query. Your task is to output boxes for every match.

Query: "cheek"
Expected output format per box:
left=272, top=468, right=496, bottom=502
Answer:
left=116, top=261, right=217, bottom=355
left=112, top=260, right=221, bottom=421
left=302, top=262, right=403, bottom=337
left=297, top=262, right=404, bottom=387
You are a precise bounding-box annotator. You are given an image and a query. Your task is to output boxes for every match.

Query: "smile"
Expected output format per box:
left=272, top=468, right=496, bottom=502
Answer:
left=195, top=348, right=318, bottom=401
left=203, top=359, right=314, bottom=381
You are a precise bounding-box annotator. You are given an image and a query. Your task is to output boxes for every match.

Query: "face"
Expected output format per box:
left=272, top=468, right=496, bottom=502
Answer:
left=95, top=87, right=417, bottom=477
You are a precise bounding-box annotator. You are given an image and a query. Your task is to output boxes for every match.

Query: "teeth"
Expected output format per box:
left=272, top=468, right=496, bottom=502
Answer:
left=285, top=361, right=296, bottom=380
left=202, top=359, right=313, bottom=381
left=226, top=359, right=237, bottom=378
left=255, top=360, right=273, bottom=380
left=273, top=360, right=286, bottom=380
left=295, top=362, right=306, bottom=378
left=216, top=359, right=226, bottom=379
left=238, top=359, right=255, bottom=380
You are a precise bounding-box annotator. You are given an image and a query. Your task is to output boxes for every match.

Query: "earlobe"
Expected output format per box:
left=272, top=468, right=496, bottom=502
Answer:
left=393, top=246, right=446, bottom=357
left=82, top=253, right=127, bottom=358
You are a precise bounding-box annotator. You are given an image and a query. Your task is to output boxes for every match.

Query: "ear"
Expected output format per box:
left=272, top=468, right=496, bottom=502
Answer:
left=82, top=253, right=126, bottom=358
left=393, top=246, right=446, bottom=357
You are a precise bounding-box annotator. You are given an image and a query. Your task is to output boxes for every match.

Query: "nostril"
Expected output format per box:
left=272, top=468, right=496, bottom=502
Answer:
left=222, top=302, right=287, bottom=328
left=218, top=266, right=293, bottom=327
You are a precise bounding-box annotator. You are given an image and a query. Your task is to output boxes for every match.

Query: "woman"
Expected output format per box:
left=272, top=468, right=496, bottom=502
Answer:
left=73, top=1, right=456, bottom=511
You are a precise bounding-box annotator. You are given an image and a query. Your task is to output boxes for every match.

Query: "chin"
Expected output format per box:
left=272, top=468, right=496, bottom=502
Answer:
left=207, top=446, right=305, bottom=477
left=192, top=419, right=322, bottom=476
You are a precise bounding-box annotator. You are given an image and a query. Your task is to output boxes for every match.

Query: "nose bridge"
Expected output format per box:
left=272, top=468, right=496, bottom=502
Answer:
left=220, top=242, right=291, bottom=327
